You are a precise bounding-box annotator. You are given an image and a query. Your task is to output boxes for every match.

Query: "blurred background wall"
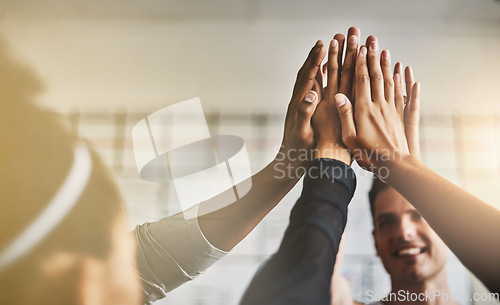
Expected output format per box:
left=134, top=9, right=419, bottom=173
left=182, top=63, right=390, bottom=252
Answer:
left=1, top=0, right=499, bottom=304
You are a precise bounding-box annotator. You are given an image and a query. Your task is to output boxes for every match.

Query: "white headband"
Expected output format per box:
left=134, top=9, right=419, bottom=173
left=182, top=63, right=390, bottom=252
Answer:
left=0, top=142, right=93, bottom=271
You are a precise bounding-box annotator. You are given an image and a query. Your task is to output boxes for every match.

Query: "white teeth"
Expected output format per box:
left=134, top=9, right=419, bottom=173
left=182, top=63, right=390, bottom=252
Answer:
left=398, top=247, right=421, bottom=256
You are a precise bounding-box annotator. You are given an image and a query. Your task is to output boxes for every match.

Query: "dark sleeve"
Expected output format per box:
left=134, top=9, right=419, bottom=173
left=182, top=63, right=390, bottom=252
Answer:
left=239, top=158, right=356, bottom=305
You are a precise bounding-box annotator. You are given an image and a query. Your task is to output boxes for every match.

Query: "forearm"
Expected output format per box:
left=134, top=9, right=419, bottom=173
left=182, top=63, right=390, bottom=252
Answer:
left=330, top=237, right=354, bottom=305
left=385, top=156, right=500, bottom=292
left=240, top=159, right=356, bottom=305
left=197, top=157, right=304, bottom=251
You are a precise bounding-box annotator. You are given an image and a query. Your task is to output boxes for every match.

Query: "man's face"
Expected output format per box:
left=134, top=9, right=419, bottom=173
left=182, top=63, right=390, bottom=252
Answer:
left=372, top=187, right=448, bottom=283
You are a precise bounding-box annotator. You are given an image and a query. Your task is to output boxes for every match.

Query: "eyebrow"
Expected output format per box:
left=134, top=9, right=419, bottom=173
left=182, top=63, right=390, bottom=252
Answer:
left=376, top=209, right=419, bottom=221
left=375, top=213, right=394, bottom=222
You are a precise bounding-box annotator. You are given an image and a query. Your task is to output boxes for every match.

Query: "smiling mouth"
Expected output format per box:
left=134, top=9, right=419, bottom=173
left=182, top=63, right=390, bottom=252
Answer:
left=393, top=247, right=427, bottom=257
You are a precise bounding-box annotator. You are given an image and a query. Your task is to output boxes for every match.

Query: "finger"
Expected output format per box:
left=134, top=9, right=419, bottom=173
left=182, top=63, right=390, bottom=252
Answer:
left=339, top=34, right=359, bottom=99
left=394, top=67, right=405, bottom=116
left=394, top=62, right=406, bottom=108
left=334, top=33, right=345, bottom=87
left=321, top=63, right=328, bottom=96
left=365, top=35, right=376, bottom=50
left=366, top=37, right=384, bottom=102
left=296, top=90, right=319, bottom=136
left=404, top=82, right=421, bottom=158
left=294, top=41, right=326, bottom=97
left=335, top=93, right=357, bottom=147
left=380, top=50, right=394, bottom=103
left=405, top=66, right=414, bottom=102
left=355, top=46, right=371, bottom=104
left=312, top=77, right=322, bottom=99
left=347, top=26, right=361, bottom=41
left=299, top=40, right=323, bottom=76
left=393, top=61, right=403, bottom=76
left=342, top=27, right=360, bottom=99
left=290, top=41, right=326, bottom=115
left=327, top=39, right=340, bottom=102
left=316, top=61, right=324, bottom=91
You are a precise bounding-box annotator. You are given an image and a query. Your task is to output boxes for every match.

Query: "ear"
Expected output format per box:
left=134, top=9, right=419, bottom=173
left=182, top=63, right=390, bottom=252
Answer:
left=372, top=229, right=380, bottom=257
left=77, top=257, right=106, bottom=305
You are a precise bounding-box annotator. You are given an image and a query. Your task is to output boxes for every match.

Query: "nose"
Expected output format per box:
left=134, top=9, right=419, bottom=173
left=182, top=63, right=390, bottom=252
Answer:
left=395, top=215, right=417, bottom=241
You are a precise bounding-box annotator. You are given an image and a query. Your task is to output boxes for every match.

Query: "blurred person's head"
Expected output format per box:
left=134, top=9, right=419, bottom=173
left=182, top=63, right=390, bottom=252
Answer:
left=368, top=177, right=448, bottom=284
left=0, top=40, right=141, bottom=305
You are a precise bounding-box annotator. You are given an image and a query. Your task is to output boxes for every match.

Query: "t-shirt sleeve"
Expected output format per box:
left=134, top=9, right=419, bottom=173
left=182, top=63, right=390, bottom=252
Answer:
left=134, top=205, right=228, bottom=305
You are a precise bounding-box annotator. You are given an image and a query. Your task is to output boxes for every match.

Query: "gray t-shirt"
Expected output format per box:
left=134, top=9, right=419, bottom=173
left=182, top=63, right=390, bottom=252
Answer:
left=135, top=206, right=227, bottom=305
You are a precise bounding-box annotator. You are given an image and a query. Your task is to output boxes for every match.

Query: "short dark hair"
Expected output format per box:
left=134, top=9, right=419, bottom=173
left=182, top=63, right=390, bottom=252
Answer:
left=368, top=175, right=391, bottom=225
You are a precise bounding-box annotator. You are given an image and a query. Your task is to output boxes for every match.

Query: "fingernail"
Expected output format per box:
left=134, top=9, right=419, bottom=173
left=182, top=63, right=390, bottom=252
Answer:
left=370, top=41, right=378, bottom=51
left=305, top=92, right=317, bottom=103
left=348, top=35, right=357, bottom=45
left=383, top=50, right=390, bottom=61
left=331, top=39, right=338, bottom=48
left=335, top=94, right=346, bottom=107
left=360, top=46, right=367, bottom=57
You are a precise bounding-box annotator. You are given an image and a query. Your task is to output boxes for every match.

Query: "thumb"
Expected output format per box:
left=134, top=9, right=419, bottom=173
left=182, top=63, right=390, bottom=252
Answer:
left=295, top=90, right=319, bottom=132
left=335, top=93, right=356, bottom=146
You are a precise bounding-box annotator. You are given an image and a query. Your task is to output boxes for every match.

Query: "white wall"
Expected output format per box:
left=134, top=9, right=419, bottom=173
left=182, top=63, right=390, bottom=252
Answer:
left=1, top=0, right=499, bottom=113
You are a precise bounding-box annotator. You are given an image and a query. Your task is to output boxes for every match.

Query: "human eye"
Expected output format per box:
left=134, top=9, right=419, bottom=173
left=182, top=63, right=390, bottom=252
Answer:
left=411, top=211, right=422, bottom=222
left=377, top=216, right=395, bottom=229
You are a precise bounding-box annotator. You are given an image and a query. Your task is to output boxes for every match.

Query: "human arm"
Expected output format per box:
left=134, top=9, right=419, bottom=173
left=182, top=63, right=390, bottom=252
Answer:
left=330, top=238, right=356, bottom=305
left=134, top=33, right=350, bottom=304
left=197, top=26, right=360, bottom=252
left=335, top=38, right=500, bottom=293
left=239, top=158, right=356, bottom=305
left=240, top=29, right=361, bottom=305
left=195, top=39, right=328, bottom=251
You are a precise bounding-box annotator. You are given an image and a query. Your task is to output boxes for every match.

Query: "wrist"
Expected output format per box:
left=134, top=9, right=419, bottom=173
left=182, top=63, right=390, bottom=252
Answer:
left=274, top=146, right=313, bottom=169
left=382, top=154, right=423, bottom=184
left=271, top=149, right=311, bottom=183
left=315, top=142, right=351, bottom=165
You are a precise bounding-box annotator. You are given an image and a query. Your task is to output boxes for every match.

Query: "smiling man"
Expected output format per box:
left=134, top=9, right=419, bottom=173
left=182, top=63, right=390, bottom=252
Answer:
left=331, top=177, right=459, bottom=305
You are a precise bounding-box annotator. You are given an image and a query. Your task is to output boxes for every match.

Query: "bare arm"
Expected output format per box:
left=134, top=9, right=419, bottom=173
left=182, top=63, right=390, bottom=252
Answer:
left=197, top=158, right=304, bottom=251
left=330, top=237, right=355, bottom=305
left=385, top=156, right=500, bottom=293
left=196, top=39, right=328, bottom=251
left=197, top=27, right=365, bottom=252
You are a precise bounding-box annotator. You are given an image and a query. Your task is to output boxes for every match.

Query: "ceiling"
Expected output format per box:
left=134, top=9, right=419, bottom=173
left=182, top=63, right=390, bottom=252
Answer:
left=0, top=0, right=499, bottom=25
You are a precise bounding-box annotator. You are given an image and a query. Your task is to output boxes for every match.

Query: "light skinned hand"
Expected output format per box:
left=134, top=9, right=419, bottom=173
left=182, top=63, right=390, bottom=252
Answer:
left=334, top=37, right=421, bottom=174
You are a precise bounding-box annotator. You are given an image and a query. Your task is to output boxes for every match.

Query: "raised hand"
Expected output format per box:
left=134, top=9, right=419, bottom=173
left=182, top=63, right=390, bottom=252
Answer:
left=334, top=37, right=421, bottom=176
left=332, top=34, right=500, bottom=296
left=277, top=40, right=326, bottom=166
left=311, top=27, right=360, bottom=164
